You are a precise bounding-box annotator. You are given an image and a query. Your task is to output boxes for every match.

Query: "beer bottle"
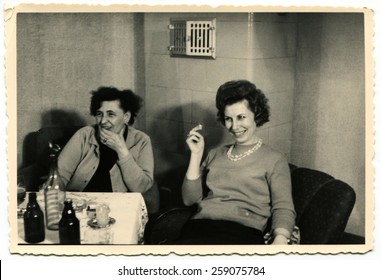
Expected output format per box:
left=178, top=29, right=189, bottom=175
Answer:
left=59, top=199, right=81, bottom=244
left=24, top=192, right=45, bottom=243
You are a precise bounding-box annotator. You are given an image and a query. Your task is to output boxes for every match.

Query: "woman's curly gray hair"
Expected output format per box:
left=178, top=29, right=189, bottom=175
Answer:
left=90, top=86, right=143, bottom=125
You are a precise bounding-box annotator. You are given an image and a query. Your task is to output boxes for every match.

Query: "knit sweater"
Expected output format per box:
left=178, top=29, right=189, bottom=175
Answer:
left=58, top=125, right=154, bottom=193
left=182, top=143, right=296, bottom=234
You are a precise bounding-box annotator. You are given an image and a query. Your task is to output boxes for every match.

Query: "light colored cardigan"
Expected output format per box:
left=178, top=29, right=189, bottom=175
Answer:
left=182, top=143, right=296, bottom=234
left=58, top=125, right=154, bottom=193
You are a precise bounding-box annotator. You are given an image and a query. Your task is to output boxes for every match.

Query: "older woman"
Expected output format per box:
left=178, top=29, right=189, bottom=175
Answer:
left=58, top=87, right=153, bottom=193
left=176, top=80, right=295, bottom=244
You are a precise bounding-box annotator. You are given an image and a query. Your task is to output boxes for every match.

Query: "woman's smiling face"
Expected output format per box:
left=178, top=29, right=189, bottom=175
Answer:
left=223, top=99, right=258, bottom=145
left=95, top=100, right=130, bottom=134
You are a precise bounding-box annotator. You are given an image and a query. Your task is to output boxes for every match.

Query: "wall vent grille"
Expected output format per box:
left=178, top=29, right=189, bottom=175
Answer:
left=169, top=19, right=216, bottom=59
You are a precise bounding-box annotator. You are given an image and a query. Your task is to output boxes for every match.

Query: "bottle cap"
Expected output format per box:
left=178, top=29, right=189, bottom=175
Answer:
left=65, top=199, right=73, bottom=204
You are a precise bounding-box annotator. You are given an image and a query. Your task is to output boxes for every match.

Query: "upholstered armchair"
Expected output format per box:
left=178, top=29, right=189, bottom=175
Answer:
left=144, top=164, right=362, bottom=245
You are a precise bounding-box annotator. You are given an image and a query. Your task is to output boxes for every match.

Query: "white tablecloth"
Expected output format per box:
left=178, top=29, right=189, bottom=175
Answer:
left=18, top=191, right=148, bottom=245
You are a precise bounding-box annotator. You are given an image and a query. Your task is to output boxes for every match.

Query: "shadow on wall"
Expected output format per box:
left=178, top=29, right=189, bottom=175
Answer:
left=40, top=109, right=88, bottom=127
left=149, top=103, right=225, bottom=207
left=21, top=109, right=88, bottom=169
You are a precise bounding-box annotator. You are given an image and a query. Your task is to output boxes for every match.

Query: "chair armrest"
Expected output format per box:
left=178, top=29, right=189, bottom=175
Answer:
left=142, top=181, right=160, bottom=215
left=338, top=232, right=365, bottom=244
left=18, top=164, right=47, bottom=191
left=144, top=205, right=196, bottom=244
left=297, top=179, right=356, bottom=244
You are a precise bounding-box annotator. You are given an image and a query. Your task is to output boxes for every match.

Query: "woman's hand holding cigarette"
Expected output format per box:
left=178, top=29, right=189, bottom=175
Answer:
left=186, top=124, right=204, bottom=155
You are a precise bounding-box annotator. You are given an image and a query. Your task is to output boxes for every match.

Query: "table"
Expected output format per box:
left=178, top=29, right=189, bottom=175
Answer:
left=18, top=191, right=148, bottom=245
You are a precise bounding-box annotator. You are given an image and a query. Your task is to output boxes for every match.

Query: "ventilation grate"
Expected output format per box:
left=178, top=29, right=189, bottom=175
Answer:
left=169, top=19, right=216, bottom=59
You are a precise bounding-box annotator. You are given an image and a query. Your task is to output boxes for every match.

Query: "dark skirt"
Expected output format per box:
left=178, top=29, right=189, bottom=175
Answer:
left=170, top=219, right=265, bottom=245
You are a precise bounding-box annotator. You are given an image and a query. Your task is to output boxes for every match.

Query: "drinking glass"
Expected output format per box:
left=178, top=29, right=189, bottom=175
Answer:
left=96, top=203, right=110, bottom=227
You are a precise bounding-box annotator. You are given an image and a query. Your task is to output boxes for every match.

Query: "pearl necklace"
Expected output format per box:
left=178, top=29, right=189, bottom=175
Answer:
left=227, top=138, right=262, bottom=161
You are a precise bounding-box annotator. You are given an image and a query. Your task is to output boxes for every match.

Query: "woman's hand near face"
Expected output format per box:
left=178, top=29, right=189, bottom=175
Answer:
left=99, top=127, right=129, bottom=158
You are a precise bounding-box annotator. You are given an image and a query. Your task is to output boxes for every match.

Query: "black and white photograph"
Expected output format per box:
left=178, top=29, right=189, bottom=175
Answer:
left=6, top=4, right=373, bottom=256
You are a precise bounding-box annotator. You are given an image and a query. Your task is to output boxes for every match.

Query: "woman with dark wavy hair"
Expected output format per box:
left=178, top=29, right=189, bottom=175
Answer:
left=176, top=80, right=295, bottom=244
left=58, top=86, right=153, bottom=193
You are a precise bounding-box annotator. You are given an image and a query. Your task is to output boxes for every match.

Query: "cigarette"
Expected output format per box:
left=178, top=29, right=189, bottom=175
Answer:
left=190, top=124, right=203, bottom=132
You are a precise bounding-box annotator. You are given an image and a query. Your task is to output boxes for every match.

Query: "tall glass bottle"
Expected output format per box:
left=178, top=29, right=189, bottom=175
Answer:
left=59, top=199, right=81, bottom=245
left=43, top=143, right=66, bottom=230
left=24, top=192, right=45, bottom=243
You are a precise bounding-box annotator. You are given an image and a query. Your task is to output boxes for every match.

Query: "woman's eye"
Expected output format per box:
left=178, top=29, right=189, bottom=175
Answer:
left=238, top=115, right=246, bottom=120
left=95, top=112, right=102, bottom=117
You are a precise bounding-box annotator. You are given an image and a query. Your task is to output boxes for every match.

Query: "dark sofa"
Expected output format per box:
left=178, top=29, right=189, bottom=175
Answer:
left=144, top=164, right=364, bottom=245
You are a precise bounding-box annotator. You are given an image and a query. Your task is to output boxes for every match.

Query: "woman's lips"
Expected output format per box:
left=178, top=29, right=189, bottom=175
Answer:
left=232, top=130, right=246, bottom=137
